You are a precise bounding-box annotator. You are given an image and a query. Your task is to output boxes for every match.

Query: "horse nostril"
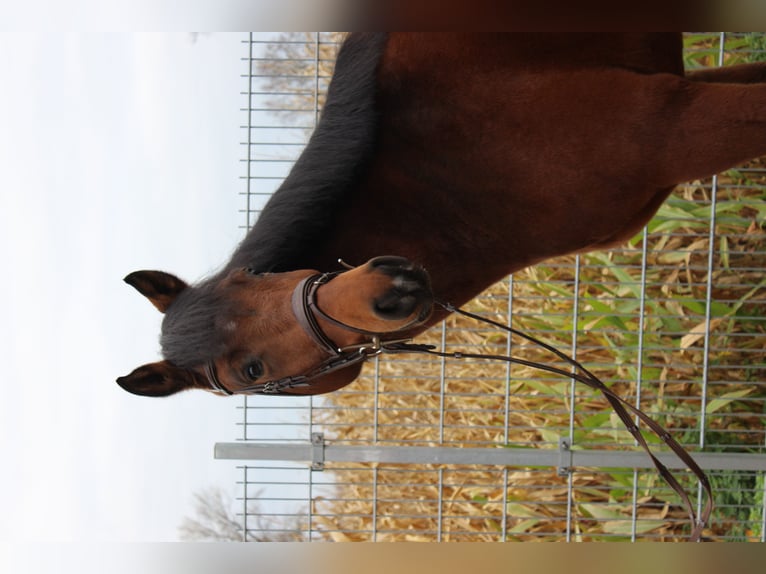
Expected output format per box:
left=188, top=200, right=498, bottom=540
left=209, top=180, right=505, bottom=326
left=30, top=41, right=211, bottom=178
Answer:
left=368, top=256, right=433, bottom=322
left=373, top=281, right=432, bottom=321
left=373, top=292, right=419, bottom=320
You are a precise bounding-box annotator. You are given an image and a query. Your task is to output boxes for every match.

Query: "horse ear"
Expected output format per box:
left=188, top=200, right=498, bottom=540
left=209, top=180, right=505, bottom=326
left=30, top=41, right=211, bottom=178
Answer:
left=116, top=360, right=202, bottom=397
left=124, top=270, right=188, bottom=313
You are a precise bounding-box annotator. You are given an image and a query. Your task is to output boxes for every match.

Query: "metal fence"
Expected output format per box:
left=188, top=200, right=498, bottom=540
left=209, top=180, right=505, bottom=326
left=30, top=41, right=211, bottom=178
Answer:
left=217, top=32, right=766, bottom=541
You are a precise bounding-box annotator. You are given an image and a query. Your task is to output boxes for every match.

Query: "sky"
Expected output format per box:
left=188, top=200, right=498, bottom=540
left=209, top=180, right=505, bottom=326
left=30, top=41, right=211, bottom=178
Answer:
left=0, top=33, right=251, bottom=541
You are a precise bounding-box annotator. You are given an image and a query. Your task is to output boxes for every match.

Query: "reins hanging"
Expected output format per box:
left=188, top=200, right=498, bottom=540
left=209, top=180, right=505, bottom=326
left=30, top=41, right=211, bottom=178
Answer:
left=378, top=300, right=713, bottom=542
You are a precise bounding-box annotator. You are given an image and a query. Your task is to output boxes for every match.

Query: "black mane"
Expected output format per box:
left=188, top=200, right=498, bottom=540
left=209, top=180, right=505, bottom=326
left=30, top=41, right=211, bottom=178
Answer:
left=226, top=33, right=388, bottom=273
left=160, top=34, right=387, bottom=368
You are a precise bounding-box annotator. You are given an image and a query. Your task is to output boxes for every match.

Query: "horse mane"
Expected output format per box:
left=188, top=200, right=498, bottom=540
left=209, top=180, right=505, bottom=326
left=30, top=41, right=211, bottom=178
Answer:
left=160, top=33, right=388, bottom=368
left=226, top=33, right=388, bottom=273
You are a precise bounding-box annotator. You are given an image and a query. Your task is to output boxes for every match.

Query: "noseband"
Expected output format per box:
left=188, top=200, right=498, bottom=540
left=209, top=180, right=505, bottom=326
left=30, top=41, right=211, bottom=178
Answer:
left=204, top=272, right=411, bottom=396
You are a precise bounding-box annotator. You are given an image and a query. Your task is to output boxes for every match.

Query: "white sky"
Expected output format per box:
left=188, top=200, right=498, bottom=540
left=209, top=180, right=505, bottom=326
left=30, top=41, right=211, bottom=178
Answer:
left=0, top=33, right=250, bottom=541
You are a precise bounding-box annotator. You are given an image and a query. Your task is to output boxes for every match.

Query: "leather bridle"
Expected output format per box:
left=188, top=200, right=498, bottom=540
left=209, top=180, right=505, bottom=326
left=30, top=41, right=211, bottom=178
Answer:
left=204, top=272, right=412, bottom=396
left=203, top=268, right=712, bottom=541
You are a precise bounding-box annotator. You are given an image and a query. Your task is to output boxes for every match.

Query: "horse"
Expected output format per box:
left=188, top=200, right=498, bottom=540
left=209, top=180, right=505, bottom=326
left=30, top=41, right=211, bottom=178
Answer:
left=118, top=33, right=766, bottom=398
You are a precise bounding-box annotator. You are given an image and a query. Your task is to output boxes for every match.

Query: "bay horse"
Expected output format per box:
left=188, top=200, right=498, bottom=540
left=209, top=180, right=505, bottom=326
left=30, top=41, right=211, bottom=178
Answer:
left=118, top=33, right=766, bottom=398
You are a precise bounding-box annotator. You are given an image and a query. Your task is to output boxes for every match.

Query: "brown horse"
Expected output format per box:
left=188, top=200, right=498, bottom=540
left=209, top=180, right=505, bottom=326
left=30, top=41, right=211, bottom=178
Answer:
left=118, top=33, right=766, bottom=398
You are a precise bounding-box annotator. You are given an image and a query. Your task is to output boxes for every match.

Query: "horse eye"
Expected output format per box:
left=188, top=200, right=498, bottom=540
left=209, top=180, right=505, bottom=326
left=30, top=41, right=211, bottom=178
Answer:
left=244, top=361, right=263, bottom=381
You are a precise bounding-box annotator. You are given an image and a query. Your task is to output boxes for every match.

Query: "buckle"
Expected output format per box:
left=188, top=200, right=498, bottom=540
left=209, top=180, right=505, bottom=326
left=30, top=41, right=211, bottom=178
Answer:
left=338, top=335, right=382, bottom=356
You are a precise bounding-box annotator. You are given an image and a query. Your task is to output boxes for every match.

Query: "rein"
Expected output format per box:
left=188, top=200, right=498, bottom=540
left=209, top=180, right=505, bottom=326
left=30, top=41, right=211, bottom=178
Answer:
left=204, top=270, right=713, bottom=540
left=391, top=302, right=713, bottom=542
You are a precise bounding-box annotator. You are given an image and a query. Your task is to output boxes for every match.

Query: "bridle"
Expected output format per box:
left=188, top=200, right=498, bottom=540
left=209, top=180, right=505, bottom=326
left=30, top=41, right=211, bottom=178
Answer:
left=204, top=272, right=412, bottom=396
left=203, top=268, right=713, bottom=541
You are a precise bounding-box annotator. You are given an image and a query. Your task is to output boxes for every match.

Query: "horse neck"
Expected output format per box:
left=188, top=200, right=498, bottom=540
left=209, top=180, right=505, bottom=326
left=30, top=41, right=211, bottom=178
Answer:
left=311, top=33, right=688, bottom=307
left=310, top=145, right=538, bottom=314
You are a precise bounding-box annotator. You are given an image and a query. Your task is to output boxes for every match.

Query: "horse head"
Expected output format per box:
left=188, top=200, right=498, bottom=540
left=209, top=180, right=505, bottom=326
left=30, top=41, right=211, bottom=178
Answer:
left=117, top=256, right=433, bottom=397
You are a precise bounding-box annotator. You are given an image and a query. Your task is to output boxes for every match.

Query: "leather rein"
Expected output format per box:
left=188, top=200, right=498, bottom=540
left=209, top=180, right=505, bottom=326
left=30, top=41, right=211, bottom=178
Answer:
left=204, top=269, right=712, bottom=541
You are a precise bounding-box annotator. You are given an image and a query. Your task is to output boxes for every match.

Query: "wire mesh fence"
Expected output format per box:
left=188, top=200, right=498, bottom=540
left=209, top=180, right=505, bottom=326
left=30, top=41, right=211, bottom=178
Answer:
left=224, top=32, right=766, bottom=542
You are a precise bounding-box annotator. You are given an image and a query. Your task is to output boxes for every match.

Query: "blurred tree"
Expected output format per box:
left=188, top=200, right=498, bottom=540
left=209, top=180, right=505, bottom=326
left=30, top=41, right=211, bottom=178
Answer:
left=253, top=32, right=345, bottom=125
left=178, top=487, right=306, bottom=542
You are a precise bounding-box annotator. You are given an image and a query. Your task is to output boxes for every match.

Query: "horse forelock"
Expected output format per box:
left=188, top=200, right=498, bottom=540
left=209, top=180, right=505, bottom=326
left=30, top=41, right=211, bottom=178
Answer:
left=160, top=279, right=229, bottom=369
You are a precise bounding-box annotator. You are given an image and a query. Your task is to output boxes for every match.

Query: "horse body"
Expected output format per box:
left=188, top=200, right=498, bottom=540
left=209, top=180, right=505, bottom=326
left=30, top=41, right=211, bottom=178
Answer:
left=119, top=33, right=766, bottom=397
left=303, top=33, right=741, bottom=315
